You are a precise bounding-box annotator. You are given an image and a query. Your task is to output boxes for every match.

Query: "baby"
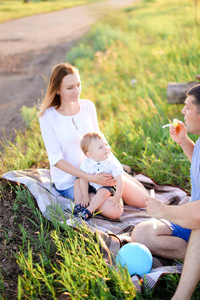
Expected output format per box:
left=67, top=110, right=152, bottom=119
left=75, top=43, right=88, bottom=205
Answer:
left=74, top=132, right=124, bottom=221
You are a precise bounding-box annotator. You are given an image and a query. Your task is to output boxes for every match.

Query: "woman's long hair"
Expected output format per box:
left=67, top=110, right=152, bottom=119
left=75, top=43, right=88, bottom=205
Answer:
left=38, top=63, right=78, bottom=116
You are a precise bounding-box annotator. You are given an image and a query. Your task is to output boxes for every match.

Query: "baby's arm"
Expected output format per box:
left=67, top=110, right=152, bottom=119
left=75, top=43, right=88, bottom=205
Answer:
left=79, top=178, right=91, bottom=207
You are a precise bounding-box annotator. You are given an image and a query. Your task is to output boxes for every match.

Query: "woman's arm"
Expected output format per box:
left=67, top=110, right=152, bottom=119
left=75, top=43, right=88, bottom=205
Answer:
left=55, top=159, right=114, bottom=186
left=39, top=113, right=64, bottom=167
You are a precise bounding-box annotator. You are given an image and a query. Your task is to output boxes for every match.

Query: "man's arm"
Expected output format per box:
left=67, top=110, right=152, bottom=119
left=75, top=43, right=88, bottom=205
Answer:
left=172, top=228, right=200, bottom=300
left=178, top=136, right=194, bottom=162
left=145, top=196, right=200, bottom=229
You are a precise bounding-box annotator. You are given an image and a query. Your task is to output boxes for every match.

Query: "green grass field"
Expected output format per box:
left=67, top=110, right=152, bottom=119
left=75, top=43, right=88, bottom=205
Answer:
left=0, top=0, right=104, bottom=23
left=1, top=0, right=200, bottom=298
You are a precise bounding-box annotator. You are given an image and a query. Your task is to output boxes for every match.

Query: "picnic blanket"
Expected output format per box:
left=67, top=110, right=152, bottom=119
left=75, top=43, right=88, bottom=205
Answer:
left=1, top=168, right=190, bottom=292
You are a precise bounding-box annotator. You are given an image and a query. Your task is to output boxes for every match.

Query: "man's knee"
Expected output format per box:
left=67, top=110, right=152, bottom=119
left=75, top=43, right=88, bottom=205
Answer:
left=132, top=221, right=150, bottom=243
left=131, top=220, right=164, bottom=243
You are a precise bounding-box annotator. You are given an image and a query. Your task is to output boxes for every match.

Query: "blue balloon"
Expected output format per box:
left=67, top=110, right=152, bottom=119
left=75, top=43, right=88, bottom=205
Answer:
left=116, top=242, right=153, bottom=276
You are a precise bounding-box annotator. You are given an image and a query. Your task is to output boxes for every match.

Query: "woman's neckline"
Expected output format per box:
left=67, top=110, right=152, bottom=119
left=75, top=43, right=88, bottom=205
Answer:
left=53, top=102, right=80, bottom=117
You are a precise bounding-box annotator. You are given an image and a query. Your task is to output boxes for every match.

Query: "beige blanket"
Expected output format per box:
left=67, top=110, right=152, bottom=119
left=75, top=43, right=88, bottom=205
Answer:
left=1, top=169, right=190, bottom=292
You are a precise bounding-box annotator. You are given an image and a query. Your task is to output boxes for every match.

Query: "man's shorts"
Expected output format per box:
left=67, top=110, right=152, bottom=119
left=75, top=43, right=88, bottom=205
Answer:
left=162, top=219, right=191, bottom=242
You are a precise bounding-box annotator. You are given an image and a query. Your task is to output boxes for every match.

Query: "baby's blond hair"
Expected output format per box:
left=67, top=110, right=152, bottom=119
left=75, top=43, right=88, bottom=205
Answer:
left=80, top=132, right=104, bottom=155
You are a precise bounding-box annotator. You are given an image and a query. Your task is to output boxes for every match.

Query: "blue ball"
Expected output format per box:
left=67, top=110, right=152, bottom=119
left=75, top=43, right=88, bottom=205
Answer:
left=116, top=242, right=153, bottom=276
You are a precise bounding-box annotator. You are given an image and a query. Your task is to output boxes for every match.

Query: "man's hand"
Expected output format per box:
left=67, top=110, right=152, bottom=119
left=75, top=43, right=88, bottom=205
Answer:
left=170, top=122, right=187, bottom=145
left=145, top=195, right=165, bottom=219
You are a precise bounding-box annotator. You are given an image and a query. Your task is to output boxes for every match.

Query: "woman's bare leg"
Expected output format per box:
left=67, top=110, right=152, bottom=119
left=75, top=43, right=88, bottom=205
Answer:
left=122, top=172, right=148, bottom=207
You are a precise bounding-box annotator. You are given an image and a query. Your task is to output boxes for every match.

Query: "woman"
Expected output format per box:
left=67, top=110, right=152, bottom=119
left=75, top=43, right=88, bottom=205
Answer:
left=39, top=63, right=148, bottom=219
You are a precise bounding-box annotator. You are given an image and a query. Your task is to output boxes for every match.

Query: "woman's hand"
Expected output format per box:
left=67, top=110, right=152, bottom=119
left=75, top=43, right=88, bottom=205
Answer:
left=145, top=195, right=165, bottom=219
left=89, top=173, right=116, bottom=186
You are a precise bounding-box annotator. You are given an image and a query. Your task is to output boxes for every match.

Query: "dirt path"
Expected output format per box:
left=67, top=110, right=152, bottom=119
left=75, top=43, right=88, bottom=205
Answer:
left=0, top=0, right=136, bottom=145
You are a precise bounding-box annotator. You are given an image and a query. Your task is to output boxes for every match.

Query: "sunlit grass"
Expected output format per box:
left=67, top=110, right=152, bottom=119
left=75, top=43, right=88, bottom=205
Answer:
left=1, top=0, right=199, bottom=187
left=1, top=0, right=200, bottom=298
left=5, top=183, right=135, bottom=299
left=66, top=0, right=199, bottom=190
left=0, top=0, right=105, bottom=23
left=0, top=106, right=48, bottom=172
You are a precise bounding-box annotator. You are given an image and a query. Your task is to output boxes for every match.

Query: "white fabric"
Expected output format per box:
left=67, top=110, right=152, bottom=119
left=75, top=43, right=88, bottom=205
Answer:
left=80, top=154, right=123, bottom=190
left=39, top=99, right=100, bottom=190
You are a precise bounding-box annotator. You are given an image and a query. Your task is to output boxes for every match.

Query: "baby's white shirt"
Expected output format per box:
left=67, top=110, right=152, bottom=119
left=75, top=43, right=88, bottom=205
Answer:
left=79, top=154, right=123, bottom=190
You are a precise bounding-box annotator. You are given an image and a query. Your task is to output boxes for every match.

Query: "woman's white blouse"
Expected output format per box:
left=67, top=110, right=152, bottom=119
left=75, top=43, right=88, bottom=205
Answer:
left=39, top=99, right=100, bottom=190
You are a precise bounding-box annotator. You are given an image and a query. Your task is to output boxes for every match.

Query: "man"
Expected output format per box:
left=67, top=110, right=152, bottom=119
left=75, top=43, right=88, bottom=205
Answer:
left=132, top=84, right=200, bottom=300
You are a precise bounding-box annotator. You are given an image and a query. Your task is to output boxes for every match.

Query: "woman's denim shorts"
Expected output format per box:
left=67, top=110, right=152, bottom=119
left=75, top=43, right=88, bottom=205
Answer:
left=56, top=186, right=74, bottom=200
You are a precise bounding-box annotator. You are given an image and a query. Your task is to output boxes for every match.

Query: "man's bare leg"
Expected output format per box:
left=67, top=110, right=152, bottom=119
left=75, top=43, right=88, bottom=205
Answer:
left=132, top=220, right=187, bottom=260
left=172, top=228, right=200, bottom=300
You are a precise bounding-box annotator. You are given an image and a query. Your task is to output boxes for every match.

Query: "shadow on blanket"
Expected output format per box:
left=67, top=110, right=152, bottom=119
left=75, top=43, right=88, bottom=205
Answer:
left=1, top=168, right=190, bottom=292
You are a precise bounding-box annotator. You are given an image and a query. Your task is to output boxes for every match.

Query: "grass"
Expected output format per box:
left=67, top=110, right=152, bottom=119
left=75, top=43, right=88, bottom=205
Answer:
left=1, top=182, right=136, bottom=299
left=0, top=0, right=105, bottom=24
left=17, top=225, right=135, bottom=299
left=65, top=0, right=200, bottom=192
left=0, top=0, right=200, bottom=298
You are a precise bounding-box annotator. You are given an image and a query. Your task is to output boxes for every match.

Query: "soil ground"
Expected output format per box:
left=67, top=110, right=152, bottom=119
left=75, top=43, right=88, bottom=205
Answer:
left=0, top=181, right=37, bottom=298
left=0, top=0, right=136, bottom=145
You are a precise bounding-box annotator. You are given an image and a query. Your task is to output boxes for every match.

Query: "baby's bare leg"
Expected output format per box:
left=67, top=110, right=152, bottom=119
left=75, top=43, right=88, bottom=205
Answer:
left=96, top=195, right=124, bottom=219
left=73, top=179, right=82, bottom=204
left=87, top=188, right=111, bottom=214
